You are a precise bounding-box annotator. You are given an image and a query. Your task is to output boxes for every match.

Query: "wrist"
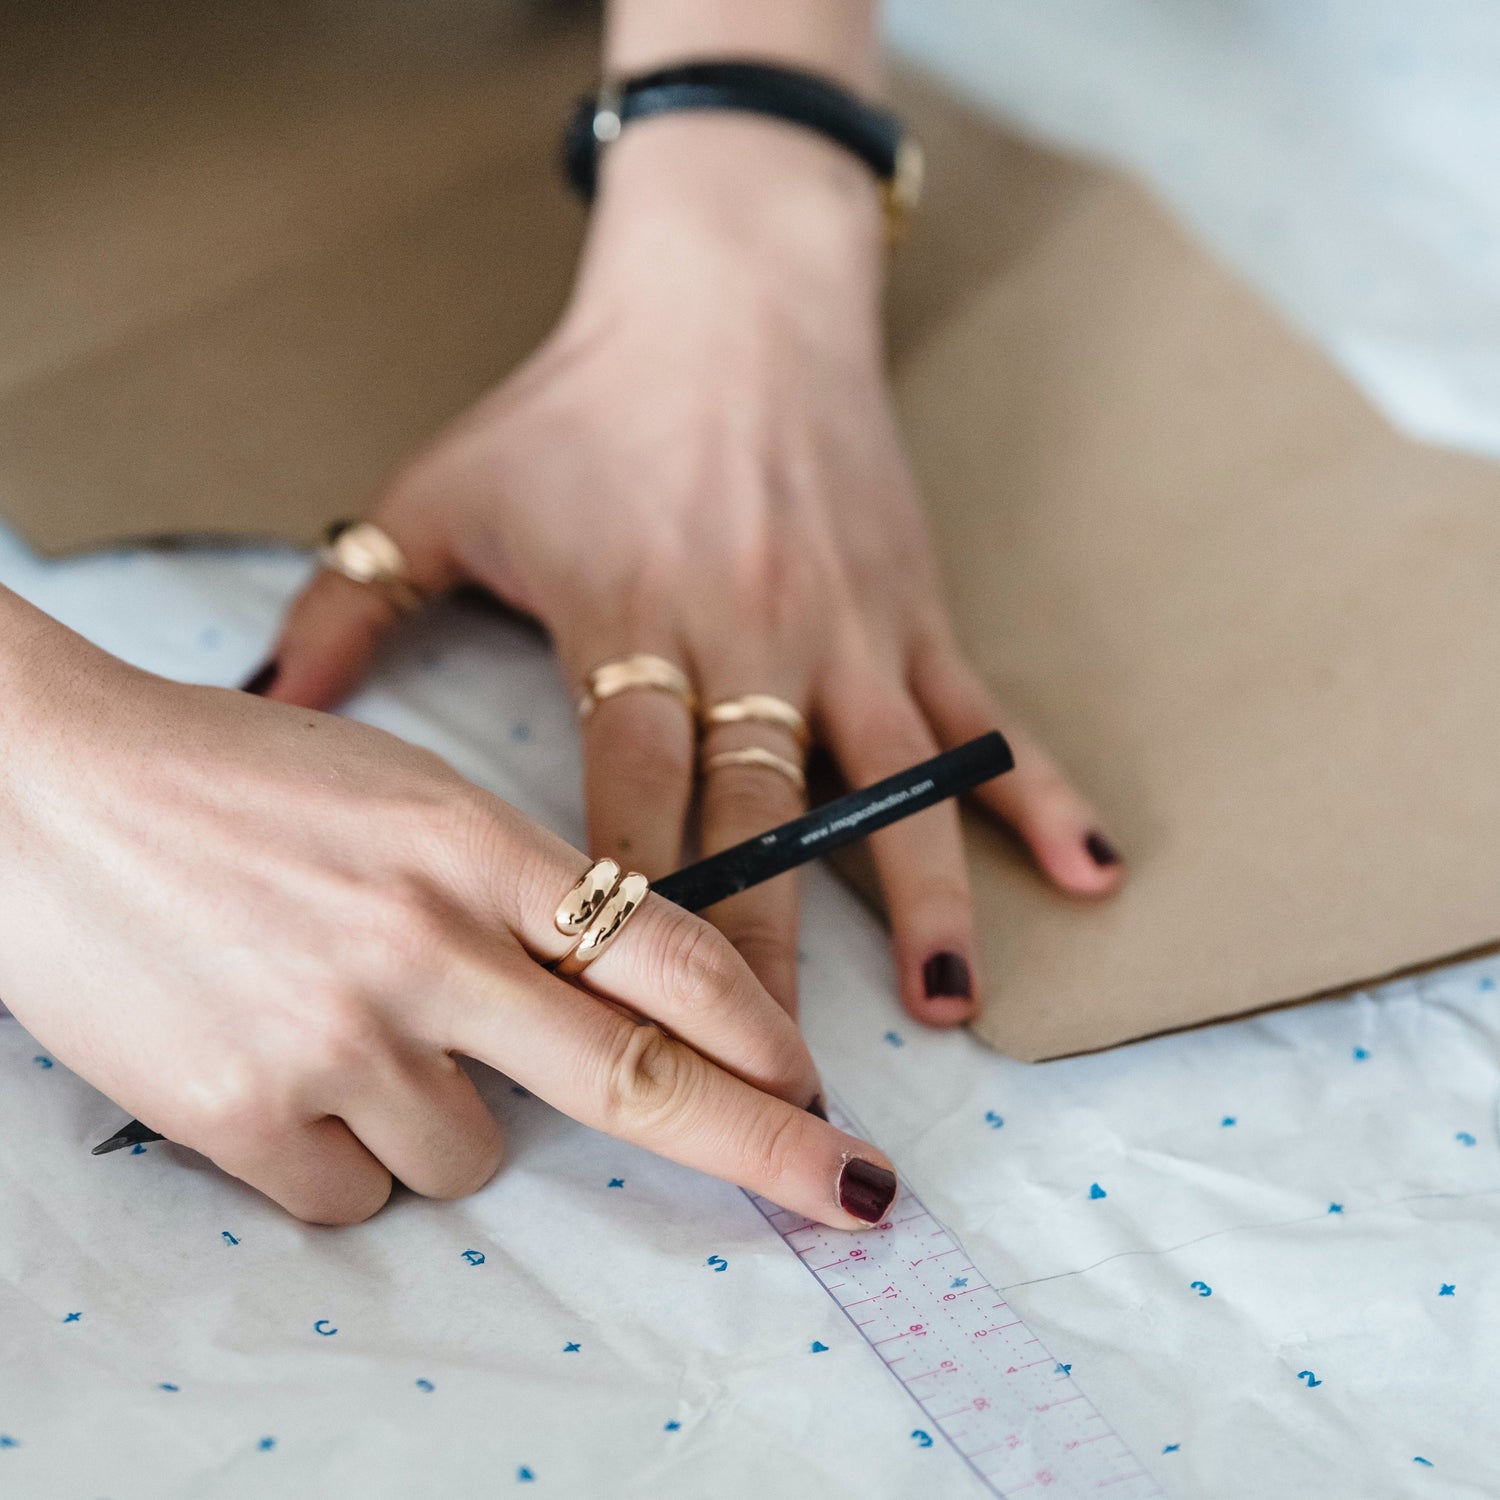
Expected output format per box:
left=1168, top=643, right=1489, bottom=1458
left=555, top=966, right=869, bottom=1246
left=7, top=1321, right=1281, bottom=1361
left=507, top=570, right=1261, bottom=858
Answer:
left=575, top=110, right=886, bottom=328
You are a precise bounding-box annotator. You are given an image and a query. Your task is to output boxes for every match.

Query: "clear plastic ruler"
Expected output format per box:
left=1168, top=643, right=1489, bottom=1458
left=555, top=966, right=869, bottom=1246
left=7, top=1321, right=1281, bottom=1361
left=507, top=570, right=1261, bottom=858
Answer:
left=745, top=1098, right=1163, bottom=1499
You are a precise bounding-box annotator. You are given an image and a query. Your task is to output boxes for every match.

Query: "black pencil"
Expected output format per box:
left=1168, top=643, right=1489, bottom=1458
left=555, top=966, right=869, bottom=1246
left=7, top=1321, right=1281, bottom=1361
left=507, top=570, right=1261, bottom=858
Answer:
left=92, top=731, right=1013, bottom=1155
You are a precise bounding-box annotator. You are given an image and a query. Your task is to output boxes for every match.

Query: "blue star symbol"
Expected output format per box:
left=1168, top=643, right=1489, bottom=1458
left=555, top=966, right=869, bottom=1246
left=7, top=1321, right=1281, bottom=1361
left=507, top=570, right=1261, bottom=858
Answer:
left=951, top=1277, right=968, bottom=1289
left=608, top=1178, right=625, bottom=1189
left=1328, top=1203, right=1344, bottom=1214
left=664, top=1420, right=681, bottom=1432
left=564, top=1342, right=581, bottom=1353
left=63, top=1312, right=81, bottom=1323
left=1440, top=1284, right=1456, bottom=1296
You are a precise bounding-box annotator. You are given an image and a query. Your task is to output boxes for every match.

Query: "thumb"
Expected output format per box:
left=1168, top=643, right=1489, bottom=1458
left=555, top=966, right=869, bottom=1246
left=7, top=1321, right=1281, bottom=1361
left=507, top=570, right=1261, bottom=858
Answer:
left=250, top=523, right=457, bottom=710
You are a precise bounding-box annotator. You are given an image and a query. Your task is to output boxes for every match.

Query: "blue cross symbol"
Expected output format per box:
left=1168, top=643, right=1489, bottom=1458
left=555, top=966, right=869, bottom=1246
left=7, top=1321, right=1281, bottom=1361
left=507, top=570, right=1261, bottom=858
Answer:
left=1440, top=1284, right=1456, bottom=1296
left=63, top=1312, right=81, bottom=1323
left=1328, top=1203, right=1344, bottom=1214
left=564, top=1342, right=581, bottom=1353
left=608, top=1178, right=625, bottom=1189
left=951, top=1277, right=968, bottom=1288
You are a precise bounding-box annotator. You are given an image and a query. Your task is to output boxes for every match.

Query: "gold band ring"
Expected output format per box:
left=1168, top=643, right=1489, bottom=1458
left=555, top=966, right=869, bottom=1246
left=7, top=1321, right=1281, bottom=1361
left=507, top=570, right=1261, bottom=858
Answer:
left=318, top=520, right=424, bottom=616
left=702, top=693, right=810, bottom=749
left=701, top=746, right=807, bottom=796
left=551, top=858, right=650, bottom=977
left=577, top=654, right=698, bottom=722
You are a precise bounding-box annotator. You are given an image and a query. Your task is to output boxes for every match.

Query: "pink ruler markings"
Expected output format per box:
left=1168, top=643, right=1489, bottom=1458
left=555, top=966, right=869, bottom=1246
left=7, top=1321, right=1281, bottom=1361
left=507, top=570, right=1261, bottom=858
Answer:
left=744, top=1098, right=1162, bottom=1499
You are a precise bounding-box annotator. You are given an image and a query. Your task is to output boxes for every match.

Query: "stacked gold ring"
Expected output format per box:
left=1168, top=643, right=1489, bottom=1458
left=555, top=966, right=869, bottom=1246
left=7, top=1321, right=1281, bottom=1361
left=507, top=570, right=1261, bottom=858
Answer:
left=551, top=858, right=651, bottom=976
left=700, top=693, right=809, bottom=797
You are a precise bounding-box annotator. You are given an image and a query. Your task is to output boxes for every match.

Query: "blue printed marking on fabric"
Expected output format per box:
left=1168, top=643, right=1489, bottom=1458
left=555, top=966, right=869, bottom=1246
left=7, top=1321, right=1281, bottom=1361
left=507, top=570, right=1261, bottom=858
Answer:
left=911, top=1430, right=933, bottom=1448
left=462, top=1250, right=485, bottom=1266
left=1456, top=1132, right=1477, bottom=1146
left=32, top=1056, right=52, bottom=1069
left=810, top=1341, right=829, bottom=1353
left=63, top=1312, right=81, bottom=1323
left=1440, top=1284, right=1456, bottom=1296
left=1055, top=1364, right=1072, bottom=1376
left=883, top=1031, right=904, bottom=1047
left=1352, top=1047, right=1369, bottom=1061
left=1190, top=1281, right=1212, bottom=1297
left=984, top=1111, right=1004, bottom=1129
left=314, top=1320, right=337, bottom=1336
left=608, top=1178, right=624, bottom=1189
left=1221, top=1116, right=1236, bottom=1127
left=416, top=1379, right=435, bottom=1393
left=564, top=1342, right=581, bottom=1353
left=158, top=1383, right=179, bottom=1393
left=1413, top=1456, right=1434, bottom=1466
left=951, top=1277, right=968, bottom=1289
left=664, top=1420, right=681, bottom=1432
left=517, top=1467, right=535, bottom=1482
left=1162, top=1444, right=1180, bottom=1454
left=1328, top=1203, right=1344, bottom=1214
left=707, top=1256, right=728, bottom=1273
left=1297, top=1370, right=1322, bottom=1388
left=222, top=1232, right=240, bottom=1246
left=1089, top=1183, right=1107, bottom=1200
left=257, top=1437, right=276, bottom=1452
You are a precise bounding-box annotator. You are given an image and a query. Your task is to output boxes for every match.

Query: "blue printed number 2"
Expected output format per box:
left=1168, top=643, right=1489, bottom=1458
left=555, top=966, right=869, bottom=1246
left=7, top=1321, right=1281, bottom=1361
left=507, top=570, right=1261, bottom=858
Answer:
left=1297, top=1370, right=1322, bottom=1388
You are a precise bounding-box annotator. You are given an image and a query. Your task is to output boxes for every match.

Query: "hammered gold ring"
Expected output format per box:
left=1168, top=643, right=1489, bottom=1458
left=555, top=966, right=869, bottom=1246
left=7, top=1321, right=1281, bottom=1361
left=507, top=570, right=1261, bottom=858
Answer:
left=577, top=653, right=698, bottom=722
left=701, top=746, right=807, bottom=796
left=551, top=857, right=651, bottom=977
left=318, top=520, right=424, bottom=616
left=702, top=693, right=810, bottom=750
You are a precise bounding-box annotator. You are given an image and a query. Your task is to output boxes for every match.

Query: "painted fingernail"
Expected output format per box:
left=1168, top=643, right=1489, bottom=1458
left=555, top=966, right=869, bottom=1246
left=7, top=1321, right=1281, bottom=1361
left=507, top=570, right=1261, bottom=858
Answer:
left=240, top=660, right=280, bottom=696
left=837, top=1156, right=898, bottom=1224
left=1084, top=831, right=1121, bottom=867
left=806, top=1094, right=828, bottom=1120
left=922, top=951, right=972, bottom=1000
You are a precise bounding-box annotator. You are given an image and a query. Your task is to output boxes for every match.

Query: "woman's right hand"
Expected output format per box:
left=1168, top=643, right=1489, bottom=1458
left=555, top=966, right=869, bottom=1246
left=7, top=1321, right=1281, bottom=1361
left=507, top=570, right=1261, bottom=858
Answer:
left=0, top=589, right=897, bottom=1229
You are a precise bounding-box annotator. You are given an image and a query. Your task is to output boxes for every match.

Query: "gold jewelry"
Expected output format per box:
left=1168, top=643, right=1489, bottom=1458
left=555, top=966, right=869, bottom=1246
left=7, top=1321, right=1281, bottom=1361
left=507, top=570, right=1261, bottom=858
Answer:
left=554, top=869, right=650, bottom=977
left=577, top=654, right=697, bottom=722
left=701, top=746, right=807, bottom=796
left=318, top=520, right=423, bottom=616
left=555, top=858, right=623, bottom=936
left=702, top=693, right=810, bottom=750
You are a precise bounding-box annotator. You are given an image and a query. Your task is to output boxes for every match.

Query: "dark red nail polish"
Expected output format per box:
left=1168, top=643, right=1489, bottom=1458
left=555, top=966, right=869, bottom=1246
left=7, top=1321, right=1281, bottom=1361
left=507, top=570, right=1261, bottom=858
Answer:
left=837, top=1157, right=897, bottom=1224
left=240, top=660, right=279, bottom=696
left=1085, top=831, right=1121, bottom=867
left=922, top=951, right=972, bottom=1000
left=806, top=1094, right=828, bottom=1120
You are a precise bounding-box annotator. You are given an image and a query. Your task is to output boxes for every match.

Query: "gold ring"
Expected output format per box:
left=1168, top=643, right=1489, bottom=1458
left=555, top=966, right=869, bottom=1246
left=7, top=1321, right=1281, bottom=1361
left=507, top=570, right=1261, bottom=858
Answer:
left=701, top=746, right=807, bottom=796
left=577, top=654, right=698, bottom=722
left=702, top=693, right=810, bottom=749
left=318, top=520, right=423, bottom=616
left=552, top=863, right=650, bottom=977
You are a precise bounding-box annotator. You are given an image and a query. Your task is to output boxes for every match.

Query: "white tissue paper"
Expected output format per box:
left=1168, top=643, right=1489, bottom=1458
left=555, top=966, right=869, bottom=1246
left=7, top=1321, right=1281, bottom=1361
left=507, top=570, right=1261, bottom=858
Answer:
left=1, top=529, right=1497, bottom=1499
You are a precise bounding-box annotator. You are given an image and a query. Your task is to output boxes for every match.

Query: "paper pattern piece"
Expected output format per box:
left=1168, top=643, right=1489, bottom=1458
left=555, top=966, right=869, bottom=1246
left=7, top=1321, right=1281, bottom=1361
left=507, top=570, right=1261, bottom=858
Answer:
left=1, top=531, right=1497, bottom=1498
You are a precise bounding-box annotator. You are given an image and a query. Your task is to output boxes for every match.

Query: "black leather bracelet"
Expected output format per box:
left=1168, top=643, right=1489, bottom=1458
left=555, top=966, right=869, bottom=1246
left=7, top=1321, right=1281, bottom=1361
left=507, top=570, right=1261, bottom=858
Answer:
left=563, top=60, right=923, bottom=238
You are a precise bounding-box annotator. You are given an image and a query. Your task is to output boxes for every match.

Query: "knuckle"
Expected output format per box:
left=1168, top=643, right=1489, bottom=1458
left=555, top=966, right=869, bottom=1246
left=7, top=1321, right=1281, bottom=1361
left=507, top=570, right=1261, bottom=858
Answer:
left=656, top=913, right=738, bottom=1011
left=293, top=982, right=388, bottom=1080
left=597, top=1023, right=696, bottom=1136
left=174, top=1062, right=279, bottom=1144
left=740, top=1104, right=804, bottom=1193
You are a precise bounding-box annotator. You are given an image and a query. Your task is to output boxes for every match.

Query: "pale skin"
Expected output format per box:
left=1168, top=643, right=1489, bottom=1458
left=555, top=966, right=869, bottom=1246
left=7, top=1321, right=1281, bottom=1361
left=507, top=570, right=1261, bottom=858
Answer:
left=0, top=1, right=1121, bottom=1228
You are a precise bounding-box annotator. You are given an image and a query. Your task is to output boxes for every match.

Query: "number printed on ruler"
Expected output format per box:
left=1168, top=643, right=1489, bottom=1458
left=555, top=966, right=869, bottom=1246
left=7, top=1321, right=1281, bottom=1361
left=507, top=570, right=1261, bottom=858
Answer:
left=745, top=1102, right=1162, bottom=1499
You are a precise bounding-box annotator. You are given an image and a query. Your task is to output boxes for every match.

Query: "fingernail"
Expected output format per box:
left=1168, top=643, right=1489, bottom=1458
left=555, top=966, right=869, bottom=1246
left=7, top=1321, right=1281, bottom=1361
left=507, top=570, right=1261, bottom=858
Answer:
left=922, top=951, right=972, bottom=1000
left=806, top=1094, right=828, bottom=1120
left=1084, top=831, right=1121, bottom=867
left=837, top=1156, right=898, bottom=1224
left=240, top=660, right=279, bottom=696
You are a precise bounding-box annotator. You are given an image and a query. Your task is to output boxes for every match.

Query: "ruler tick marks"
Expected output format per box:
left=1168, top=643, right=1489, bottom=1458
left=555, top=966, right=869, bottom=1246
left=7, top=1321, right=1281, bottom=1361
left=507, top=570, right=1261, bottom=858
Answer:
left=744, top=1095, right=1161, bottom=1500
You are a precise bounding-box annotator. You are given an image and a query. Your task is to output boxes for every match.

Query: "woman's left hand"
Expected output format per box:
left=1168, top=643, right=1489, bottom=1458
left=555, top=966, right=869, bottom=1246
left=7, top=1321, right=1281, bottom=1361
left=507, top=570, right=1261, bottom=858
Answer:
left=256, top=113, right=1124, bottom=1027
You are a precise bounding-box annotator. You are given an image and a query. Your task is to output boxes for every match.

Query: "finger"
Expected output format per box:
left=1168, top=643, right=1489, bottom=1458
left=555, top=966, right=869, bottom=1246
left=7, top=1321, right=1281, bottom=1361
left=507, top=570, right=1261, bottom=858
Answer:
left=573, top=646, right=697, bottom=879
left=911, top=637, right=1124, bottom=897
left=525, top=879, right=823, bottom=1112
left=442, top=946, right=897, bottom=1230
left=250, top=518, right=456, bottom=710
left=206, top=1114, right=393, bottom=1226
left=695, top=700, right=808, bottom=1017
left=333, top=1050, right=505, bottom=1202
left=820, top=675, right=979, bottom=1029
